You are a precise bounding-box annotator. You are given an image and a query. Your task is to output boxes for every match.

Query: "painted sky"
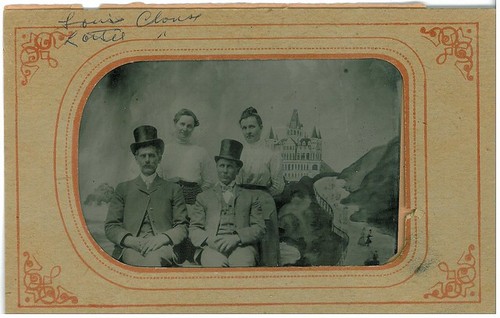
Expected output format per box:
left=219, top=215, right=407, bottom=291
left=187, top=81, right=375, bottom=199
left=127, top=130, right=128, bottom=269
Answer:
left=78, top=59, right=402, bottom=197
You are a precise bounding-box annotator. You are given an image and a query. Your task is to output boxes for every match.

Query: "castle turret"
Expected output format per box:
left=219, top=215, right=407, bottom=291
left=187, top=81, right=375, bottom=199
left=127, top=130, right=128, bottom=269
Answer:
left=269, top=127, right=275, bottom=139
left=289, top=109, right=301, bottom=129
left=265, top=127, right=277, bottom=149
left=311, top=126, right=318, bottom=138
left=287, top=109, right=304, bottom=139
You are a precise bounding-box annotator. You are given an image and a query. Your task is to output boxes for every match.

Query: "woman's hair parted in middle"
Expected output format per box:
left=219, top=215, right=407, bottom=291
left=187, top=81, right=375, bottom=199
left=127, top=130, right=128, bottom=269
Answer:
left=239, top=106, right=263, bottom=128
left=173, top=108, right=200, bottom=127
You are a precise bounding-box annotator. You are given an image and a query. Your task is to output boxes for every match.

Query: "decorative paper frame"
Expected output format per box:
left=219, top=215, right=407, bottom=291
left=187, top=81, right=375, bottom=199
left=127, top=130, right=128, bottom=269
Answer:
left=4, top=5, right=495, bottom=313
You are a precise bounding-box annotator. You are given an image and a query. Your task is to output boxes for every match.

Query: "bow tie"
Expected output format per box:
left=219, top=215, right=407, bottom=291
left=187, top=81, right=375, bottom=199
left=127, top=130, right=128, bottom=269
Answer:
left=221, top=184, right=234, bottom=204
left=221, top=184, right=233, bottom=192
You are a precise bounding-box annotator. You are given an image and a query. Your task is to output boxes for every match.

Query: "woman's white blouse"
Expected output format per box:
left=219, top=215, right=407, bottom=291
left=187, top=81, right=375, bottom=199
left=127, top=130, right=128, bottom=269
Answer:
left=237, top=139, right=285, bottom=196
left=159, top=141, right=216, bottom=191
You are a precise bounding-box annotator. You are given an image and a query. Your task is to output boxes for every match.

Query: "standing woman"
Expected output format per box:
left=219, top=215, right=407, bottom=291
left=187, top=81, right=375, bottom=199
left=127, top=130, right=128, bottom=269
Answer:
left=237, top=107, right=285, bottom=266
left=160, top=109, right=216, bottom=205
left=159, top=109, right=215, bottom=263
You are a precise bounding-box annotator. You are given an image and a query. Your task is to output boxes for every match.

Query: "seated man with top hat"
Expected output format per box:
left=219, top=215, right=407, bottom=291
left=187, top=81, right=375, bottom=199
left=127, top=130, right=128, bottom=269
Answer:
left=189, top=139, right=266, bottom=267
left=105, top=125, right=189, bottom=267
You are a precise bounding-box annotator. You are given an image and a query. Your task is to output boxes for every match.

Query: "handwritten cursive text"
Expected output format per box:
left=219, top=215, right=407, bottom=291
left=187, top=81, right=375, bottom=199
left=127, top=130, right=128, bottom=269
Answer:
left=82, top=28, right=125, bottom=43
left=136, top=10, right=201, bottom=27
left=58, top=12, right=125, bottom=29
left=64, top=29, right=125, bottom=47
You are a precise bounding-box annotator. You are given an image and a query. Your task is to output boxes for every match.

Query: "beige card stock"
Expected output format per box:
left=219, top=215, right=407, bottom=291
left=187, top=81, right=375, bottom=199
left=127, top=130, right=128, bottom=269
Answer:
left=3, top=4, right=495, bottom=313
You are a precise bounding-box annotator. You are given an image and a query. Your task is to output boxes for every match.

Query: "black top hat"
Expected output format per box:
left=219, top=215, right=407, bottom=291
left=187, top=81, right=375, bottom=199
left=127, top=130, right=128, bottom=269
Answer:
left=130, top=125, right=165, bottom=154
left=215, top=139, right=244, bottom=167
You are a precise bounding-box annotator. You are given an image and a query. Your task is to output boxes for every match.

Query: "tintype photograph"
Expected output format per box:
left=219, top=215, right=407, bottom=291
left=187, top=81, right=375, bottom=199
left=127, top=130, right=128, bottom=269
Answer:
left=79, top=59, right=402, bottom=268
left=5, top=4, right=494, bottom=313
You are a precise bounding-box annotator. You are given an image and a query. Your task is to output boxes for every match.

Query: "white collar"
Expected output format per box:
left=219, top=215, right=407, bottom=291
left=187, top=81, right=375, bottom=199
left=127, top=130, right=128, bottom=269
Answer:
left=218, top=180, right=236, bottom=190
left=141, top=172, right=157, bottom=186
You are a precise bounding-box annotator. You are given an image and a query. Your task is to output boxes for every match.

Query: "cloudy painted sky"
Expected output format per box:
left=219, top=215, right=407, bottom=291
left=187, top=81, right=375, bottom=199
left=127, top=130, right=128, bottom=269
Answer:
left=78, top=59, right=401, bottom=197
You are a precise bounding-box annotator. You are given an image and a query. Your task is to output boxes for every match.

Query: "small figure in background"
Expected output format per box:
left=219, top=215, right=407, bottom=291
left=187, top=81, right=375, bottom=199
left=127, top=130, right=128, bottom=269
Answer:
left=358, top=227, right=366, bottom=246
left=365, top=229, right=373, bottom=247
left=364, top=250, right=380, bottom=266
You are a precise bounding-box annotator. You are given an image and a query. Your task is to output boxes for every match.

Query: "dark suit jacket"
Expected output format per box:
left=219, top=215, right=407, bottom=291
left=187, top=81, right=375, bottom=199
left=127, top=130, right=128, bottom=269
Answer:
left=105, top=175, right=188, bottom=260
left=189, top=184, right=265, bottom=248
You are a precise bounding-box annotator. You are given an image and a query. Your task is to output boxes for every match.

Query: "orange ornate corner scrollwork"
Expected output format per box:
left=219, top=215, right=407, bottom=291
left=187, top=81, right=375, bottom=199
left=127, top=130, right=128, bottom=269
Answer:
left=23, top=251, right=78, bottom=305
left=420, top=26, right=474, bottom=81
left=424, top=244, right=477, bottom=300
left=20, top=31, right=70, bottom=86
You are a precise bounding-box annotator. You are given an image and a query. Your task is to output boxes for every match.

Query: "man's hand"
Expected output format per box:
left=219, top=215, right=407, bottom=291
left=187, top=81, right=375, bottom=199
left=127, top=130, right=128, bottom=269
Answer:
left=140, top=234, right=171, bottom=256
left=215, top=235, right=241, bottom=254
left=123, top=236, right=145, bottom=253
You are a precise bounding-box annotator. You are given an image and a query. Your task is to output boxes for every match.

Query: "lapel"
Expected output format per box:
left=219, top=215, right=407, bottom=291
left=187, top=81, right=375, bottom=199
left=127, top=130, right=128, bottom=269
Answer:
left=213, top=184, right=223, bottom=210
left=133, top=175, right=148, bottom=194
left=233, top=184, right=241, bottom=207
left=134, top=175, right=161, bottom=195
left=148, top=175, right=162, bottom=194
left=210, top=185, right=223, bottom=234
left=129, top=176, right=150, bottom=236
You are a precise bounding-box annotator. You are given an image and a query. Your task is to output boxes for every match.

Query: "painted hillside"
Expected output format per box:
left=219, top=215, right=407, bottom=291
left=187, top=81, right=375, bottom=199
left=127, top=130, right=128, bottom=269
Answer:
left=340, top=137, right=400, bottom=235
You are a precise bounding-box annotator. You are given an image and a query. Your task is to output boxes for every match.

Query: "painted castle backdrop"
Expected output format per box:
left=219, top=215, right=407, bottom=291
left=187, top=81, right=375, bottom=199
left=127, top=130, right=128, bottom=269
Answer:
left=266, top=109, right=325, bottom=181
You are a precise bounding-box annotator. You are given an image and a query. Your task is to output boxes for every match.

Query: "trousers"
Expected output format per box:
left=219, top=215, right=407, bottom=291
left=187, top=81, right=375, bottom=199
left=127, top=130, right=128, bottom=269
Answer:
left=121, top=245, right=178, bottom=267
left=200, top=246, right=258, bottom=267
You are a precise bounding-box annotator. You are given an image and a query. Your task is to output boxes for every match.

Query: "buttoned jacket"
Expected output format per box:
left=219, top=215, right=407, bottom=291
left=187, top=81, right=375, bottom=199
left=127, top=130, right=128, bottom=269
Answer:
left=189, top=184, right=265, bottom=248
left=105, top=175, right=188, bottom=259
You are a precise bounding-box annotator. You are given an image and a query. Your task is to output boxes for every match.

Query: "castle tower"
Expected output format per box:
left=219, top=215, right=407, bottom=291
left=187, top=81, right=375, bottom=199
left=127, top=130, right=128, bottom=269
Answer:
left=269, top=127, right=275, bottom=139
left=287, top=109, right=304, bottom=139
left=265, top=127, right=278, bottom=149
left=267, top=109, right=325, bottom=182
left=311, top=126, right=318, bottom=138
left=310, top=126, right=322, bottom=162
